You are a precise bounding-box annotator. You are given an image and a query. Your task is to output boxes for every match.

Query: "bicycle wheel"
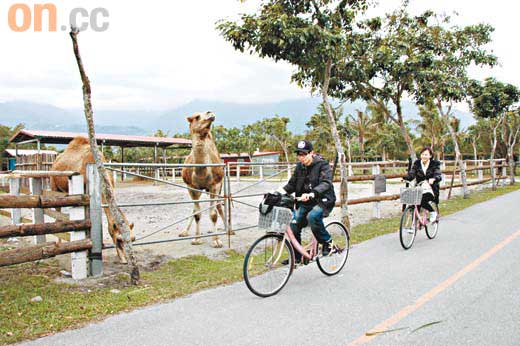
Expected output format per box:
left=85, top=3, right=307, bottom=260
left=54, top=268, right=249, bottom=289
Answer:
left=400, top=206, right=416, bottom=250
left=426, top=205, right=439, bottom=239
left=317, top=221, right=350, bottom=276
left=243, top=233, right=294, bottom=297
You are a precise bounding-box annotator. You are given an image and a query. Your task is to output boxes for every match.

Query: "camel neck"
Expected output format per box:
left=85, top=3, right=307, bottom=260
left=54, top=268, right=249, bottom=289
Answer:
left=192, top=138, right=211, bottom=174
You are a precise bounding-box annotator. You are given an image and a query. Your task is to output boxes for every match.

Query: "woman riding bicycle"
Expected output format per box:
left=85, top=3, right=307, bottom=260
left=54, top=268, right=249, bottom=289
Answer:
left=403, top=146, right=442, bottom=223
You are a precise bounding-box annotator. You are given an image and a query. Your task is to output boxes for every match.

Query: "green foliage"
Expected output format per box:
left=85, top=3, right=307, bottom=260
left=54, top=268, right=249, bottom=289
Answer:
left=306, top=103, right=345, bottom=158
left=217, top=0, right=369, bottom=93
left=470, top=78, right=520, bottom=120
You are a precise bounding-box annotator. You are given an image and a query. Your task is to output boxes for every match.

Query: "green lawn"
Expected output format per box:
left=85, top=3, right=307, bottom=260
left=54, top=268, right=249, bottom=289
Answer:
left=1, top=183, right=519, bottom=345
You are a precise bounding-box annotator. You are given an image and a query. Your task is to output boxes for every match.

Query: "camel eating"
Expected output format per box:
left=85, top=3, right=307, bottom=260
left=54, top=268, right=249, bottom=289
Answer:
left=180, top=111, right=226, bottom=247
left=50, top=136, right=135, bottom=263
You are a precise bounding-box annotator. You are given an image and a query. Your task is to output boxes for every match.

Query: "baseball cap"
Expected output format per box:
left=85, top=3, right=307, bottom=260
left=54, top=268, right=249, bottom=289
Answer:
left=294, top=140, right=313, bottom=154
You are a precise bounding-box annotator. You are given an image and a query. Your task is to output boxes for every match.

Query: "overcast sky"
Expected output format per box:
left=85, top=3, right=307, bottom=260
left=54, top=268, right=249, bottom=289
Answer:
left=0, top=0, right=519, bottom=111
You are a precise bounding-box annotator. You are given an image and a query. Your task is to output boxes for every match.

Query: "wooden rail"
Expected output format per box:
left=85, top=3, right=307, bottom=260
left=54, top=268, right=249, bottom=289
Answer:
left=0, top=239, right=92, bottom=267
left=0, top=220, right=91, bottom=238
left=0, top=195, right=89, bottom=208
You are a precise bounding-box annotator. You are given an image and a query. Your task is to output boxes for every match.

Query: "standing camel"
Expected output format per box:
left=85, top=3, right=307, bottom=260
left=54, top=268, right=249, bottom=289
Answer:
left=180, top=111, right=225, bottom=247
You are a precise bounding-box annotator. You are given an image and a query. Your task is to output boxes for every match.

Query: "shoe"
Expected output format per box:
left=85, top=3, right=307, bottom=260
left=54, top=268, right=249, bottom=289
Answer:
left=429, top=211, right=437, bottom=223
left=281, top=258, right=301, bottom=266
left=321, top=241, right=333, bottom=257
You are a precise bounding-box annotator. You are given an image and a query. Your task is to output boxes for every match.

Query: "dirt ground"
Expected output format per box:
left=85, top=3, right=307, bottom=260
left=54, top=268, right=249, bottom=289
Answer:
left=0, top=178, right=482, bottom=271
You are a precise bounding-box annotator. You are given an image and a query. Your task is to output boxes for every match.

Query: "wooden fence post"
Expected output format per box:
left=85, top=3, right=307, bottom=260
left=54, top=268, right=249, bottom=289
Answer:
left=172, top=168, right=176, bottom=182
left=30, top=177, right=45, bottom=244
left=112, top=170, right=117, bottom=188
left=69, top=175, right=87, bottom=280
left=460, top=161, right=466, bottom=197
left=236, top=164, right=240, bottom=183
left=87, top=164, right=103, bottom=277
left=477, top=160, right=484, bottom=191
left=154, top=168, right=160, bottom=185
left=259, top=165, right=264, bottom=181
left=9, top=178, right=21, bottom=226
left=372, top=165, right=381, bottom=219
left=501, top=164, right=507, bottom=187
left=440, top=161, right=447, bottom=200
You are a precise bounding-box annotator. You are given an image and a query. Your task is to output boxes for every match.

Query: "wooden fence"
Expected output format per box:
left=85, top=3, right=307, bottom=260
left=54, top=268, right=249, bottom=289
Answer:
left=0, top=170, right=102, bottom=279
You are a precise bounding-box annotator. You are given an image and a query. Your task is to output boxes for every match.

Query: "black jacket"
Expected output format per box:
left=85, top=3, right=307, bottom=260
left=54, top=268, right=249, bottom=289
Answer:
left=404, top=159, right=442, bottom=203
left=283, top=155, right=336, bottom=214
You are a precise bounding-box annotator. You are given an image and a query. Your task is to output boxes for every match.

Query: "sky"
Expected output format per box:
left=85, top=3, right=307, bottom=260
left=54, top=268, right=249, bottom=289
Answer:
left=0, top=0, right=519, bottom=111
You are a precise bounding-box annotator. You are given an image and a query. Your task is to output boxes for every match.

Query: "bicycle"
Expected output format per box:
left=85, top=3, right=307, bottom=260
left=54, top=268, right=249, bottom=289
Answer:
left=399, top=180, right=440, bottom=250
left=243, top=197, right=350, bottom=297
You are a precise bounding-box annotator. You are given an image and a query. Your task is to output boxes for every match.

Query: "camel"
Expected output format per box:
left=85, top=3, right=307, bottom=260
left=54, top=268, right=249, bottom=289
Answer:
left=180, top=111, right=225, bottom=247
left=50, top=136, right=135, bottom=263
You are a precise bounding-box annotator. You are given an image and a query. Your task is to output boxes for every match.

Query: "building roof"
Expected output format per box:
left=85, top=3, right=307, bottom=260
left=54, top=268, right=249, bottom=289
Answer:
left=9, top=130, right=192, bottom=148
left=220, top=153, right=251, bottom=159
left=5, top=149, right=57, bottom=157
left=252, top=151, right=279, bottom=157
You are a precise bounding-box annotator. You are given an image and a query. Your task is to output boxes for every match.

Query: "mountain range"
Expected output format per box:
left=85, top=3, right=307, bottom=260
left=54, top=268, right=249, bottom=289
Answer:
left=0, top=99, right=476, bottom=136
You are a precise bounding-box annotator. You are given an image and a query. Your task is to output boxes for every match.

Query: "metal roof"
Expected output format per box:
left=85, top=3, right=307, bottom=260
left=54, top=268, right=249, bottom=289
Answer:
left=252, top=151, right=279, bottom=157
left=5, top=149, right=57, bottom=157
left=9, top=130, right=191, bottom=148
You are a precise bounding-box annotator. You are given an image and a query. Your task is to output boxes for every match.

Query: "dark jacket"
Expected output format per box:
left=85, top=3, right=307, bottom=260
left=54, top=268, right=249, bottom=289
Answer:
left=283, top=155, right=336, bottom=214
left=404, top=159, right=442, bottom=203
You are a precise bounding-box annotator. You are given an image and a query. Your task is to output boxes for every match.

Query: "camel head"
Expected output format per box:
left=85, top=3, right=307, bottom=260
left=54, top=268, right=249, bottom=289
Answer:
left=187, top=111, right=216, bottom=138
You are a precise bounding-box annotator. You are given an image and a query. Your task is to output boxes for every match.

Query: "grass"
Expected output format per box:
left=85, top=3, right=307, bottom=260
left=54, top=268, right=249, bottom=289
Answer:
left=1, top=183, right=519, bottom=345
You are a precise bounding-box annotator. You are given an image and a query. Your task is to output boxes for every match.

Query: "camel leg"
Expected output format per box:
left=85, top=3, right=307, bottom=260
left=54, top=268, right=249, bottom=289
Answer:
left=188, top=190, right=204, bottom=245
left=179, top=189, right=199, bottom=238
left=178, top=216, right=194, bottom=237
left=209, top=186, right=223, bottom=248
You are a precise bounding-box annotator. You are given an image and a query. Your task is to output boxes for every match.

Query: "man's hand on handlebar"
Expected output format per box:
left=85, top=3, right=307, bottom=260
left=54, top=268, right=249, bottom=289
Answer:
left=298, top=192, right=315, bottom=202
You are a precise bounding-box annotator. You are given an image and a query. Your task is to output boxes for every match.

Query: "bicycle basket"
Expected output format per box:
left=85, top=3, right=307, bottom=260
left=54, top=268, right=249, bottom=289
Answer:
left=258, top=206, right=293, bottom=233
left=400, top=187, right=423, bottom=205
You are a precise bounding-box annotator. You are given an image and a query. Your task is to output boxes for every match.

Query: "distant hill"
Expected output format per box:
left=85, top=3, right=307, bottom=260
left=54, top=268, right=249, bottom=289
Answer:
left=0, top=98, right=476, bottom=136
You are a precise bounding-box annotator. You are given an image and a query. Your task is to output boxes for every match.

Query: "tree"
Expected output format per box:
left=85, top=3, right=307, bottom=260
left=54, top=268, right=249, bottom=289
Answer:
left=334, top=5, right=447, bottom=160
left=69, top=28, right=140, bottom=284
left=306, top=103, right=345, bottom=159
left=218, top=0, right=371, bottom=227
left=469, top=77, right=520, bottom=190
left=414, top=100, right=446, bottom=156
left=349, top=109, right=376, bottom=162
left=501, top=109, right=520, bottom=184
left=412, top=16, right=496, bottom=197
left=466, top=123, right=483, bottom=162
left=259, top=116, right=293, bottom=172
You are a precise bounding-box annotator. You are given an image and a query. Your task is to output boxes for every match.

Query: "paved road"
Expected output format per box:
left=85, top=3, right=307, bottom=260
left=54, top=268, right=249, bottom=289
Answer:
left=22, top=190, right=520, bottom=346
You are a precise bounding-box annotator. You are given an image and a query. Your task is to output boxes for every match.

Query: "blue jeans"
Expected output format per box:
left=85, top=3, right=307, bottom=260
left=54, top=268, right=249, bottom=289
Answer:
left=290, top=204, right=331, bottom=260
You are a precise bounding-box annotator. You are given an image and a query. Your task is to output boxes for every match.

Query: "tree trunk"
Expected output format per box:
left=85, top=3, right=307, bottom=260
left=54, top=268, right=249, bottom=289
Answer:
left=508, top=149, right=515, bottom=185
left=345, top=137, right=353, bottom=176
left=70, top=28, right=140, bottom=284
left=490, top=121, right=499, bottom=191
left=322, top=61, right=349, bottom=229
left=438, top=103, right=468, bottom=198
left=395, top=101, right=417, bottom=161
left=472, top=140, right=478, bottom=162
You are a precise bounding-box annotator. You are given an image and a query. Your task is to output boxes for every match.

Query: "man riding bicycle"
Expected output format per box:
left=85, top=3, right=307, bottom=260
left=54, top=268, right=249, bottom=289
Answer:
left=277, top=140, right=336, bottom=263
left=403, top=146, right=442, bottom=223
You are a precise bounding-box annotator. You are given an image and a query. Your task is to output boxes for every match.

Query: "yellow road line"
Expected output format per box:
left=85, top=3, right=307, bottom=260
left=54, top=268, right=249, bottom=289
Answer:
left=350, top=228, right=520, bottom=345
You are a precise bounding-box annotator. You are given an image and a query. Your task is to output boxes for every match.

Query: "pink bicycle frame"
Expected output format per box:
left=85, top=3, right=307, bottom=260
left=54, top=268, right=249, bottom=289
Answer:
left=284, top=226, right=318, bottom=260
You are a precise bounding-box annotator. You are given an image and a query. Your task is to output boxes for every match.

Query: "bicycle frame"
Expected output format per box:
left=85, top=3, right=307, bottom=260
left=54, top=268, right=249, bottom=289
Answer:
left=413, top=206, right=429, bottom=228
left=268, top=226, right=318, bottom=266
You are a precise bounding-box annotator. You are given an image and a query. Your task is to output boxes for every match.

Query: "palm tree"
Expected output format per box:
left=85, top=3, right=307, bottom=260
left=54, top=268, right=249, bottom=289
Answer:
left=349, top=109, right=377, bottom=162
